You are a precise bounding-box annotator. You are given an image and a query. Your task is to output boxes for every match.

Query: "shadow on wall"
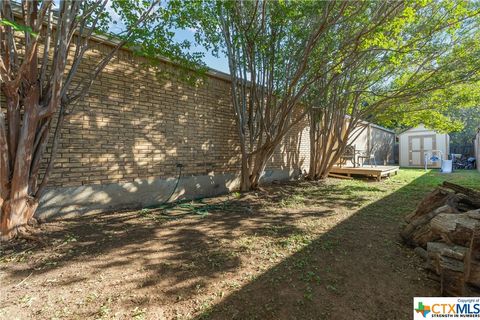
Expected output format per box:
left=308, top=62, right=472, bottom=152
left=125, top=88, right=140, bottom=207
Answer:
left=35, top=43, right=311, bottom=220
left=38, top=173, right=240, bottom=220
left=268, top=117, right=309, bottom=177
left=370, top=129, right=395, bottom=165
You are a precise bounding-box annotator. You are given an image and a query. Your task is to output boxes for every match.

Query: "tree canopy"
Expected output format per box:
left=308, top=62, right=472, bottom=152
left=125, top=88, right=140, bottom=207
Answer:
left=0, top=0, right=479, bottom=239
left=0, top=0, right=206, bottom=239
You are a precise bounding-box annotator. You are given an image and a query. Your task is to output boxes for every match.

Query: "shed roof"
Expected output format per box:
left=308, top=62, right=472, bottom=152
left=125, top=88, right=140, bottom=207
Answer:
left=397, top=124, right=449, bottom=136
left=344, top=115, right=395, bottom=134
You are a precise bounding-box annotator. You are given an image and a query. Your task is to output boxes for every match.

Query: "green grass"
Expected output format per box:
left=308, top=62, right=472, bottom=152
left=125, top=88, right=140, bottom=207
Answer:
left=385, top=168, right=479, bottom=208
left=2, top=168, right=478, bottom=320
left=324, top=168, right=480, bottom=218
left=391, top=168, right=480, bottom=189
left=294, top=168, right=478, bottom=210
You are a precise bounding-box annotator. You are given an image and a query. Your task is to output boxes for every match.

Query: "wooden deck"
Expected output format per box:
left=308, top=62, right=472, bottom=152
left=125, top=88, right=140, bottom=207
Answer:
left=329, top=165, right=400, bottom=181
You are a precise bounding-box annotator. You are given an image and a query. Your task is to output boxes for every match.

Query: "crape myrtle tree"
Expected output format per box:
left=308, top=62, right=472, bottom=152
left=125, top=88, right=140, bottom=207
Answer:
left=305, top=0, right=407, bottom=179
left=377, top=79, right=480, bottom=154
left=0, top=0, right=202, bottom=239
left=306, top=0, right=480, bottom=180
left=191, top=0, right=359, bottom=191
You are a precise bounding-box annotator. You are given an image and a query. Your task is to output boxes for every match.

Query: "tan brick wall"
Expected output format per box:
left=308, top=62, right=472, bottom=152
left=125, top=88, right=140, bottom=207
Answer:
left=269, top=118, right=310, bottom=174
left=25, top=41, right=310, bottom=189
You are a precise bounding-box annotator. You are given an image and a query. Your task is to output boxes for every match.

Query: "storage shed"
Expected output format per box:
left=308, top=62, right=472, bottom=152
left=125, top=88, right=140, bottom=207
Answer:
left=398, top=124, right=450, bottom=168
left=348, top=121, right=396, bottom=165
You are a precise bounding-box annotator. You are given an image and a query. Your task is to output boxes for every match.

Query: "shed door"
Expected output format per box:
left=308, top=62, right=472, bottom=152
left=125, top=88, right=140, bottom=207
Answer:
left=408, top=135, right=436, bottom=167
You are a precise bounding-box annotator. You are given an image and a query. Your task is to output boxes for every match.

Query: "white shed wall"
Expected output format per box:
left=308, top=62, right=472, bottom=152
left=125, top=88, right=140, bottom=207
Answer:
left=399, top=124, right=449, bottom=167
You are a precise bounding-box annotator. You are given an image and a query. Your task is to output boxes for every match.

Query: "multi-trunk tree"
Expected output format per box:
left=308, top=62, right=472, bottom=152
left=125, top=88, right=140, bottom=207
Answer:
left=194, top=0, right=372, bottom=191
left=305, top=0, right=407, bottom=179
left=0, top=0, right=201, bottom=239
left=306, top=0, right=480, bottom=180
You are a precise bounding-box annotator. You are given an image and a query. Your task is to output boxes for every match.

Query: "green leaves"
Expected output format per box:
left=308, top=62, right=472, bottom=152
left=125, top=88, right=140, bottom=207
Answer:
left=306, top=0, right=479, bottom=135
left=0, top=18, right=38, bottom=37
left=101, top=0, right=207, bottom=78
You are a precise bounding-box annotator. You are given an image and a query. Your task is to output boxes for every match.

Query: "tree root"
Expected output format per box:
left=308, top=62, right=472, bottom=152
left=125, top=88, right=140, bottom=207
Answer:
left=16, top=225, right=46, bottom=245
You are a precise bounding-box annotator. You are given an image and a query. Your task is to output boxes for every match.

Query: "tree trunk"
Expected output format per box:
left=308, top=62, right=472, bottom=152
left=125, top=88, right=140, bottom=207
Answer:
left=0, top=198, right=38, bottom=240
left=240, top=146, right=273, bottom=191
left=0, top=92, right=42, bottom=239
left=307, top=107, right=356, bottom=181
left=239, top=152, right=251, bottom=192
left=308, top=130, right=349, bottom=180
left=0, top=0, right=162, bottom=239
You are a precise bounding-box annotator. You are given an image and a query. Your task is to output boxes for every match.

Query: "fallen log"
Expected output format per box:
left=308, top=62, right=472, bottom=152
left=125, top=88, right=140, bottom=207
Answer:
left=431, top=212, right=480, bottom=247
left=443, top=181, right=480, bottom=200
left=440, top=255, right=465, bottom=296
left=402, top=182, right=480, bottom=296
left=427, top=242, right=450, bottom=274
left=442, top=182, right=480, bottom=209
left=467, top=209, right=480, bottom=220
left=401, top=204, right=456, bottom=247
left=465, top=226, right=480, bottom=288
left=426, top=242, right=467, bottom=274
left=405, top=187, right=455, bottom=223
left=402, top=196, right=478, bottom=248
left=447, top=193, right=480, bottom=212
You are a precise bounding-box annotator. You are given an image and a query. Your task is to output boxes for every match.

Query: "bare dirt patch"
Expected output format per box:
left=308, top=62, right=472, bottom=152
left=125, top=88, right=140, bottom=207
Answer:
left=2, top=170, right=478, bottom=319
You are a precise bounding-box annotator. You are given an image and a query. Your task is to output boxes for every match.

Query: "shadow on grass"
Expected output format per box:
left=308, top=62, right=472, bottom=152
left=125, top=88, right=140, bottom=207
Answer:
left=191, top=170, right=480, bottom=319
left=0, top=188, right=336, bottom=304
left=1, top=169, right=478, bottom=318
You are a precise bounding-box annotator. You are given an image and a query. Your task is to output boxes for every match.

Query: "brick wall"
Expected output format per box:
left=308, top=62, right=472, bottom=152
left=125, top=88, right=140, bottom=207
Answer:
left=35, top=41, right=309, bottom=190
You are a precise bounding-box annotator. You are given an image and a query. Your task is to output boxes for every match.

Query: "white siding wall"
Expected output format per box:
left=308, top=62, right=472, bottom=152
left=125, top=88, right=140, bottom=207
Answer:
left=399, top=124, right=450, bottom=167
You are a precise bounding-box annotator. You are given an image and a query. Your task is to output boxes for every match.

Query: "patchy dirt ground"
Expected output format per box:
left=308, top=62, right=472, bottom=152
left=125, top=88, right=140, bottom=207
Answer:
left=1, top=169, right=479, bottom=320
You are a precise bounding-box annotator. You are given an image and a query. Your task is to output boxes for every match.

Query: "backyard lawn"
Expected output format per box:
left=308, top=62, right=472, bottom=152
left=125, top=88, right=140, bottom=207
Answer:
left=1, top=169, right=479, bottom=319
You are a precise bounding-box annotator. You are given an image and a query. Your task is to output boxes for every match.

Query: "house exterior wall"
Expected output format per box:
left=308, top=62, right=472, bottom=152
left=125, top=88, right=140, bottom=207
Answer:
left=2, top=35, right=397, bottom=220
left=398, top=124, right=449, bottom=167
left=1, top=40, right=310, bottom=220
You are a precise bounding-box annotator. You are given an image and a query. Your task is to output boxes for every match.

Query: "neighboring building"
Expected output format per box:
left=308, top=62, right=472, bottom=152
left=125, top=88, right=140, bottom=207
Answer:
left=398, top=124, right=450, bottom=168
left=348, top=120, right=396, bottom=165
